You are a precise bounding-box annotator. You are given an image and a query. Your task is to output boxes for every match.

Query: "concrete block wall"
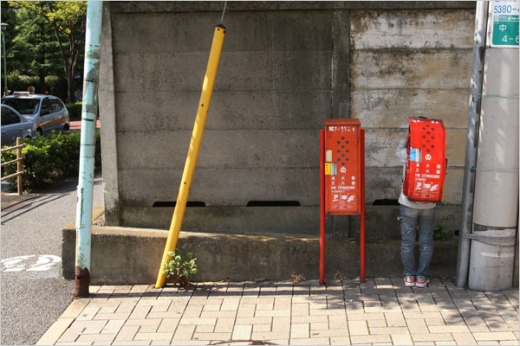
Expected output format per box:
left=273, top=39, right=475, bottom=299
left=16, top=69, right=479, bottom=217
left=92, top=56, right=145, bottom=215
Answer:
left=350, top=9, right=473, bottom=206
left=99, top=2, right=475, bottom=239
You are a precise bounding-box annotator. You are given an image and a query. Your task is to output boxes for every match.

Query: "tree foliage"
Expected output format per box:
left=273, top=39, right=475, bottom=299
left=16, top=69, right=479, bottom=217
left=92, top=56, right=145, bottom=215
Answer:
left=6, top=1, right=87, bottom=101
left=8, top=6, right=62, bottom=91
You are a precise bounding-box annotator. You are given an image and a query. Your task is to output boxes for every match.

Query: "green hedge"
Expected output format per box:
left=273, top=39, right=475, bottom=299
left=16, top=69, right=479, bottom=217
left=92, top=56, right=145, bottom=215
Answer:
left=66, top=102, right=83, bottom=120
left=1, top=130, right=102, bottom=190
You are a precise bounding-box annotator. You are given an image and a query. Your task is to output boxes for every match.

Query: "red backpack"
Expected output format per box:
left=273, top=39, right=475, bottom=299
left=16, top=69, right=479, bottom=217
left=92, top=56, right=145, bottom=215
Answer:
left=402, top=117, right=447, bottom=202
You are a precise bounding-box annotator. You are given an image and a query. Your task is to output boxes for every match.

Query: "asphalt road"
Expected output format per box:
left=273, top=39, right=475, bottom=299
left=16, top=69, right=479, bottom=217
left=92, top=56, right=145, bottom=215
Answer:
left=1, top=171, right=104, bottom=345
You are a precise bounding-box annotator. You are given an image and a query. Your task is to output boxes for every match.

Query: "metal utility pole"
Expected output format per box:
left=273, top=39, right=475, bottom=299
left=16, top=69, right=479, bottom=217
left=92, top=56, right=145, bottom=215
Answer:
left=74, top=1, right=103, bottom=297
left=467, top=0, right=519, bottom=291
left=456, top=1, right=489, bottom=289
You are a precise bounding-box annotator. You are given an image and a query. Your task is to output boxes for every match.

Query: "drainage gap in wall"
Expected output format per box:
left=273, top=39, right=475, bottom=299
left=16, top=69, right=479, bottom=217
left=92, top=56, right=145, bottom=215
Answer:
left=246, top=201, right=301, bottom=207
left=372, top=199, right=399, bottom=206
left=153, top=201, right=206, bottom=207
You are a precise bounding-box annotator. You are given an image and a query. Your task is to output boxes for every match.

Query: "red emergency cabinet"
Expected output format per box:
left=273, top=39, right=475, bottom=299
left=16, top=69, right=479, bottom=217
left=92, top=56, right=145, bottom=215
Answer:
left=403, top=117, right=447, bottom=202
left=324, top=119, right=362, bottom=215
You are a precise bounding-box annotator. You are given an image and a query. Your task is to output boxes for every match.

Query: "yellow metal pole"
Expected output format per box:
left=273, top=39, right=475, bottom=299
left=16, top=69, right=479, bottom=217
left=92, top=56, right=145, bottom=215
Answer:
left=155, top=24, right=226, bottom=288
left=16, top=137, right=22, bottom=195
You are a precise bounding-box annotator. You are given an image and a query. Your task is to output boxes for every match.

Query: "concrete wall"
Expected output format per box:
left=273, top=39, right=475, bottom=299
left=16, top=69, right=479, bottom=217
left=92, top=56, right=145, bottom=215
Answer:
left=62, top=223, right=459, bottom=285
left=99, top=2, right=475, bottom=238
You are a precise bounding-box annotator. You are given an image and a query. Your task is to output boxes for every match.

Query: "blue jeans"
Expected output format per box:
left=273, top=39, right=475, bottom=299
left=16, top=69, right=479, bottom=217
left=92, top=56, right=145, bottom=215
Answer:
left=399, top=205, right=435, bottom=278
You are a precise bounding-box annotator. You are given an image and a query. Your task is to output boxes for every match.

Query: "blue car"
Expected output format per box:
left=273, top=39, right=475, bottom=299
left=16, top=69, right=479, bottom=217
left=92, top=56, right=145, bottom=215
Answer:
left=1, top=104, right=37, bottom=146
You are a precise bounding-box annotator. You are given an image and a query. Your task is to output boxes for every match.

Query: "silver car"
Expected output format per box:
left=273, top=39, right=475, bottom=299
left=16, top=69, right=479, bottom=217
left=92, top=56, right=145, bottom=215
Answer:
left=1, top=104, right=37, bottom=146
left=2, top=92, right=70, bottom=135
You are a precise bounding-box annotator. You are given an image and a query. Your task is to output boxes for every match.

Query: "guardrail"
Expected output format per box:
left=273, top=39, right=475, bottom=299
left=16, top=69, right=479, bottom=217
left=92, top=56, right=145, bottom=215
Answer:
left=1, top=137, right=25, bottom=195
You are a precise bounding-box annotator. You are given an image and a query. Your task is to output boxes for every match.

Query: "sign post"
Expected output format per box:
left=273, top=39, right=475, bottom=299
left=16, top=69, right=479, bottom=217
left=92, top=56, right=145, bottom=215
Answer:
left=320, top=119, right=365, bottom=283
left=490, top=0, right=519, bottom=47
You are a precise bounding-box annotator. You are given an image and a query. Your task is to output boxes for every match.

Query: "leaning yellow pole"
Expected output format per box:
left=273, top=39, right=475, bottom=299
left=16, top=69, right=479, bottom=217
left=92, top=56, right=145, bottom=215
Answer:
left=155, top=24, right=226, bottom=288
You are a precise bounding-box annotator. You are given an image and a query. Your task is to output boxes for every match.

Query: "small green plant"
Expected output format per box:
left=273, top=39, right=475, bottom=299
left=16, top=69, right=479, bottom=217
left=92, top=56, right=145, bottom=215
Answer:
left=162, top=249, right=198, bottom=287
left=433, top=224, right=449, bottom=241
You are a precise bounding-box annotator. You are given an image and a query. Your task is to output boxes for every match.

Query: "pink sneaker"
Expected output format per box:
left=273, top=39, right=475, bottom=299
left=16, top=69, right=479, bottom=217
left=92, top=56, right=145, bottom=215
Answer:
left=404, top=276, right=416, bottom=287
left=416, top=276, right=430, bottom=288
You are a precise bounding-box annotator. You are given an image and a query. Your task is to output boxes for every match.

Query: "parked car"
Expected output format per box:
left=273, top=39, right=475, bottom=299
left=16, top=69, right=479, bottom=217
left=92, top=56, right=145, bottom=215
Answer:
left=1, top=104, right=37, bottom=146
left=2, top=92, right=70, bottom=135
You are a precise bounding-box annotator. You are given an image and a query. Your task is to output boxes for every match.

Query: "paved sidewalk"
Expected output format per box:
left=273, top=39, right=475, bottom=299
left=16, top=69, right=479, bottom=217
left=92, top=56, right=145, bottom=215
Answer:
left=37, top=277, right=518, bottom=345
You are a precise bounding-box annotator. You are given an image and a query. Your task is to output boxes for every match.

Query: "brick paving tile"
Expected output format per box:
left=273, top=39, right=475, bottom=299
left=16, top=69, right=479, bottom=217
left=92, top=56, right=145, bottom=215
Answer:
left=292, top=315, right=328, bottom=324
left=424, top=317, right=447, bottom=326
left=36, top=318, right=75, bottom=345
left=406, top=318, right=429, bottom=334
left=290, top=337, right=330, bottom=345
left=251, top=331, right=290, bottom=340
left=428, top=324, right=471, bottom=333
left=255, top=308, right=291, bottom=317
left=345, top=300, right=364, bottom=312
left=440, top=310, right=465, bottom=324
left=134, top=332, right=173, bottom=341
left=60, top=299, right=92, bottom=319
left=464, top=316, right=491, bottom=333
left=220, top=298, right=240, bottom=311
left=235, top=316, right=272, bottom=325
left=311, top=307, right=347, bottom=316
left=191, top=331, right=232, bottom=341
left=101, top=319, right=126, bottom=334
left=391, top=333, right=414, bottom=345
left=310, top=327, right=350, bottom=338
left=308, top=319, right=330, bottom=332
left=116, top=300, right=139, bottom=314
left=348, top=320, right=369, bottom=335
left=172, top=324, right=196, bottom=340
left=93, top=312, right=132, bottom=320
left=125, top=318, right=162, bottom=327
left=489, top=322, right=519, bottom=332
left=473, top=332, right=518, bottom=341
left=383, top=312, right=407, bottom=327
left=129, top=284, right=149, bottom=294
left=272, top=316, right=291, bottom=332
left=129, top=305, right=151, bottom=319
left=350, top=334, right=392, bottom=344
left=182, top=304, right=204, bottom=318
left=76, top=333, right=116, bottom=343
left=139, top=324, right=159, bottom=333
left=290, top=322, right=310, bottom=338
left=146, top=311, right=180, bottom=319
left=194, top=324, right=214, bottom=333
left=451, top=331, right=478, bottom=345
left=179, top=317, right=217, bottom=325
left=328, top=315, right=348, bottom=329
left=151, top=303, right=170, bottom=313
left=330, top=336, right=353, bottom=345
left=114, top=325, right=139, bottom=342
left=200, top=306, right=237, bottom=318
left=232, top=324, right=252, bottom=339
left=112, top=341, right=151, bottom=345
left=347, top=312, right=385, bottom=321
left=367, top=319, right=387, bottom=328
left=403, top=311, right=444, bottom=320
left=292, top=303, right=309, bottom=316
left=369, top=326, right=409, bottom=335
left=253, top=323, right=271, bottom=333
left=412, top=332, right=455, bottom=342
left=76, top=306, right=101, bottom=321
left=240, top=296, right=274, bottom=305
